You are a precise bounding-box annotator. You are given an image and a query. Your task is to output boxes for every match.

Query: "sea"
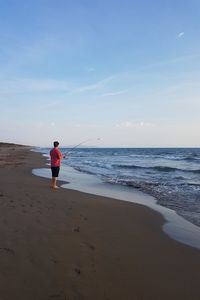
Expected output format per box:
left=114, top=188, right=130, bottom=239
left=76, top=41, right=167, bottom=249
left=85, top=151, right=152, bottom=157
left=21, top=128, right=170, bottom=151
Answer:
left=35, top=147, right=200, bottom=229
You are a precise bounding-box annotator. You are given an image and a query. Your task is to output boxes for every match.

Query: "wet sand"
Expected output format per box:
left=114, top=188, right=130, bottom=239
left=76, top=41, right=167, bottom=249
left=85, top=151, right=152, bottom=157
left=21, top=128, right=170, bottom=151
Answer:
left=0, top=143, right=200, bottom=300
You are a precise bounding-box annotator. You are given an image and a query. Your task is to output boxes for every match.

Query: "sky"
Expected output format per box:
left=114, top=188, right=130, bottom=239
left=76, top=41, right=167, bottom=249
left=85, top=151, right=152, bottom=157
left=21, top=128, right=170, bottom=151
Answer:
left=0, top=0, right=200, bottom=147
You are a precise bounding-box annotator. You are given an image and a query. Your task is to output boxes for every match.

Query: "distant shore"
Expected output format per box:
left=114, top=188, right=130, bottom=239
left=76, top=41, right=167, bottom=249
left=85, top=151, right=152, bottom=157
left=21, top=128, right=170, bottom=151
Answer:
left=0, top=143, right=200, bottom=300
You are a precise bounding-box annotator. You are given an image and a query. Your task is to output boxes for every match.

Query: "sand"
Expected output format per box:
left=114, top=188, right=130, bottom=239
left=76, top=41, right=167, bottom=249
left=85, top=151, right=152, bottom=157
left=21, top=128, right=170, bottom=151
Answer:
left=0, top=143, right=200, bottom=300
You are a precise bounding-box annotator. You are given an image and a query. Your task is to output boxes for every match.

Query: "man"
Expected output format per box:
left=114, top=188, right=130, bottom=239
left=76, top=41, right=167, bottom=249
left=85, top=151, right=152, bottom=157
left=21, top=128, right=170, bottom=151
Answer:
left=50, top=141, right=64, bottom=189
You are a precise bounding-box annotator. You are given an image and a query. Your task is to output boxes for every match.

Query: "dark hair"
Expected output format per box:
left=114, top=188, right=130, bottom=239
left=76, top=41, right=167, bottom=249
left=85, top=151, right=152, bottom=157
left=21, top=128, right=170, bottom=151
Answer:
left=53, top=141, right=59, bottom=147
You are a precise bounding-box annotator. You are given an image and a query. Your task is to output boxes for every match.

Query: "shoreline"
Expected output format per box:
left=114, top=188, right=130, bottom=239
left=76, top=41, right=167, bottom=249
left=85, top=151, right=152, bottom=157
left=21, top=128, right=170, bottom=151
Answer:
left=33, top=152, right=200, bottom=250
left=0, top=143, right=200, bottom=299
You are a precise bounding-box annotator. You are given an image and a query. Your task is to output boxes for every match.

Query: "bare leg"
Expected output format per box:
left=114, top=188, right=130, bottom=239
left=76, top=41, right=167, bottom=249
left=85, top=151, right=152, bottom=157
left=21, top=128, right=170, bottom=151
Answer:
left=52, top=177, right=59, bottom=189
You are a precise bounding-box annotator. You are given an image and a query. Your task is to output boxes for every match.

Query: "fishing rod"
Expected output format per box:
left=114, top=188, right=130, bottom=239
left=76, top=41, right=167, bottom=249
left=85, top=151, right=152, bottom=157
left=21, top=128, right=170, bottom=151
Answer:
left=64, top=138, right=101, bottom=157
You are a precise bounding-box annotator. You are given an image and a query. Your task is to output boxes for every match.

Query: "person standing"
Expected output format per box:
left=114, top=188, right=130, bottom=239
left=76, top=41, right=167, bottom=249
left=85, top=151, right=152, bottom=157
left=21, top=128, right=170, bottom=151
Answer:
left=50, top=141, right=64, bottom=189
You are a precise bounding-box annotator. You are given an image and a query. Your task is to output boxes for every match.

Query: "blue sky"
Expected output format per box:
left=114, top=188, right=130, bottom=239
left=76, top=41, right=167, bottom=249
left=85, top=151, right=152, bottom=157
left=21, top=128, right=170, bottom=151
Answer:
left=1, top=0, right=200, bottom=147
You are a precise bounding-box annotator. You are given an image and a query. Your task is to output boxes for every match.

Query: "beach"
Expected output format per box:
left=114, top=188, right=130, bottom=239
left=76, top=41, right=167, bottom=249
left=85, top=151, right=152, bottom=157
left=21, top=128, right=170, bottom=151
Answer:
left=0, top=143, right=200, bottom=300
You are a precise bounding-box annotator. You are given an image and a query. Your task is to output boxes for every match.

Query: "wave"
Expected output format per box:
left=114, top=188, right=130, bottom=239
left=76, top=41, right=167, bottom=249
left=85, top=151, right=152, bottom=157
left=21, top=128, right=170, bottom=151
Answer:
left=187, top=182, right=200, bottom=187
left=107, top=177, right=200, bottom=194
left=184, top=155, right=200, bottom=162
left=73, top=166, right=96, bottom=175
left=113, top=164, right=200, bottom=173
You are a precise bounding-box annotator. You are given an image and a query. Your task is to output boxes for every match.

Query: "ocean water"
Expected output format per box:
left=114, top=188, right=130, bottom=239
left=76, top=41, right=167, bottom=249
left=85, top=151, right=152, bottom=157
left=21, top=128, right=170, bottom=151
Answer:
left=37, top=147, right=200, bottom=228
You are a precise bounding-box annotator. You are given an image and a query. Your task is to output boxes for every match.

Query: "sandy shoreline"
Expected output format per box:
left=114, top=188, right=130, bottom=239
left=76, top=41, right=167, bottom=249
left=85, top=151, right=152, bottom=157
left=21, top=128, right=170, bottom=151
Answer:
left=0, top=143, right=200, bottom=300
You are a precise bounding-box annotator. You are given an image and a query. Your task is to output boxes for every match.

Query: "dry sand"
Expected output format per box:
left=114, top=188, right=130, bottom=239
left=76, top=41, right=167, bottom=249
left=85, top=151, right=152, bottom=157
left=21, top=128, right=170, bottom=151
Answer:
left=0, top=143, right=200, bottom=300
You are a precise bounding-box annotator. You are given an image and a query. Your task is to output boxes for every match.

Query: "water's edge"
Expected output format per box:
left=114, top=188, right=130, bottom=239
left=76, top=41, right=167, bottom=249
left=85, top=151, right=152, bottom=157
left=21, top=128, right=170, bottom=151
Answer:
left=34, top=147, right=200, bottom=228
left=32, top=161, right=200, bottom=250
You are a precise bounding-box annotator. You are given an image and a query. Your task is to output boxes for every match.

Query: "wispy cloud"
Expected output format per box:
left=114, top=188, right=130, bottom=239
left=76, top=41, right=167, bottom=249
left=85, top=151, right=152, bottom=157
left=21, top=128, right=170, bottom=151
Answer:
left=86, top=67, right=95, bottom=72
left=178, top=32, right=185, bottom=38
left=0, top=74, right=117, bottom=96
left=115, top=121, right=155, bottom=128
left=101, top=90, right=127, bottom=97
left=72, top=82, right=103, bottom=93
left=39, top=100, right=64, bottom=110
left=140, top=54, right=200, bottom=71
left=0, top=78, right=72, bottom=94
left=72, top=75, right=116, bottom=93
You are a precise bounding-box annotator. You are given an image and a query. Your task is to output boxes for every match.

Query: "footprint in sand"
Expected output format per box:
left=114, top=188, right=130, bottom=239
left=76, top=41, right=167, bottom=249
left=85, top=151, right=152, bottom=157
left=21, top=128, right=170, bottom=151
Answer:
left=0, top=247, right=15, bottom=255
left=50, top=257, right=59, bottom=264
left=89, top=244, right=96, bottom=251
left=80, top=214, right=88, bottom=221
left=73, top=226, right=80, bottom=232
left=74, top=267, right=81, bottom=275
left=49, top=292, right=65, bottom=299
left=81, top=242, right=96, bottom=251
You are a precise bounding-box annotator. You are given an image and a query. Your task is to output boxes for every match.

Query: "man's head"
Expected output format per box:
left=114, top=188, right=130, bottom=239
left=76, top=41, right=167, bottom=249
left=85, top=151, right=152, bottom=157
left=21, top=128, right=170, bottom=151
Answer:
left=53, top=141, right=59, bottom=147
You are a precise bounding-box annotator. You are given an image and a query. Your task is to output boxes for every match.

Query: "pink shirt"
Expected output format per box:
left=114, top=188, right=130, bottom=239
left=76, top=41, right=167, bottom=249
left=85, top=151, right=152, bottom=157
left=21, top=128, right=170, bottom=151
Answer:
left=50, top=148, right=62, bottom=167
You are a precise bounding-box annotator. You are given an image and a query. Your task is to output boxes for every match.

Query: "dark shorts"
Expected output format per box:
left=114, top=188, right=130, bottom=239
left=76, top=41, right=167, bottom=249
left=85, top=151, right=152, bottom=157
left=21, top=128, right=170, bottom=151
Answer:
left=51, top=166, right=60, bottom=178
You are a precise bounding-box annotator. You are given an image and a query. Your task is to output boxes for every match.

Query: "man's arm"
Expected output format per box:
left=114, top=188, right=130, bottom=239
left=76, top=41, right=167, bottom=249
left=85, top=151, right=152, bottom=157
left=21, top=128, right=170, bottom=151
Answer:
left=56, top=149, right=64, bottom=159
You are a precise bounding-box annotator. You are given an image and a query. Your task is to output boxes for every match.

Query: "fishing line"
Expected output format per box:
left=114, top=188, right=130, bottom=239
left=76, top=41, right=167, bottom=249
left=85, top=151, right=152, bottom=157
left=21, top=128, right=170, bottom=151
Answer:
left=64, top=138, right=101, bottom=157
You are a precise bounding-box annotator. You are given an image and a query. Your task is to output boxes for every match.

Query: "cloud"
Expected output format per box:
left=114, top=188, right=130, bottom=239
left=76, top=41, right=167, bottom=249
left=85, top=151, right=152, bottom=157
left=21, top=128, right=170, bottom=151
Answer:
left=72, top=75, right=116, bottom=93
left=0, top=78, right=72, bottom=94
left=101, top=90, right=127, bottom=97
left=86, top=67, right=95, bottom=72
left=178, top=32, right=185, bottom=38
left=39, top=101, right=63, bottom=110
left=140, top=53, right=200, bottom=72
left=115, top=121, right=155, bottom=128
left=0, top=74, right=117, bottom=96
left=72, top=82, right=102, bottom=93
